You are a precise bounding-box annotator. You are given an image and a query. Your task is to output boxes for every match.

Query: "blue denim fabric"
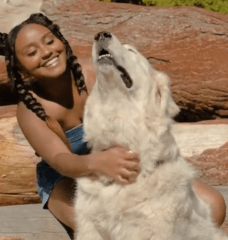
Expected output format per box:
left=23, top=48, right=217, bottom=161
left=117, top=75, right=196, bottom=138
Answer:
left=36, top=124, right=89, bottom=209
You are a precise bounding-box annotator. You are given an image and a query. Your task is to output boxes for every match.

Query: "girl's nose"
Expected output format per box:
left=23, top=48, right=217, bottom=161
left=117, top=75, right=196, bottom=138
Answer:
left=41, top=45, right=52, bottom=59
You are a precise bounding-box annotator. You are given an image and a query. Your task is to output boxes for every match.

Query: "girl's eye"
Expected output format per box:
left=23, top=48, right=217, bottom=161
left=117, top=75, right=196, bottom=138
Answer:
left=28, top=50, right=37, bottom=57
left=46, top=39, right=54, bottom=45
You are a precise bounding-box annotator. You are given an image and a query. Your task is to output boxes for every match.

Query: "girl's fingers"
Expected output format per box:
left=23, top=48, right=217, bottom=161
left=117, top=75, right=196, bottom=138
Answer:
left=116, top=175, right=129, bottom=185
left=125, top=151, right=139, bottom=161
left=120, top=168, right=138, bottom=181
left=124, top=161, right=140, bottom=172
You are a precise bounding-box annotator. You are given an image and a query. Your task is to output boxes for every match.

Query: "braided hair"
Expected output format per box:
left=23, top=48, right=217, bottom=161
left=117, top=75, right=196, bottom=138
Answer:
left=1, top=13, right=87, bottom=152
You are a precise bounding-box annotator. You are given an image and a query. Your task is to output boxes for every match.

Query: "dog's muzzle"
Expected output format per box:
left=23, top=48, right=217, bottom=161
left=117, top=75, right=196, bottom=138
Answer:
left=94, top=31, right=133, bottom=89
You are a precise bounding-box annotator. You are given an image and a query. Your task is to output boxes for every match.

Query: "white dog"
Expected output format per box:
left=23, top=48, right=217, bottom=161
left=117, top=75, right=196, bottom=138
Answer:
left=74, top=31, right=227, bottom=240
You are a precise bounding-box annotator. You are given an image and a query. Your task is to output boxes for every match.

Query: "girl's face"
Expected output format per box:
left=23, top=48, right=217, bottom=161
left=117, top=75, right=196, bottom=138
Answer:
left=15, top=23, right=67, bottom=80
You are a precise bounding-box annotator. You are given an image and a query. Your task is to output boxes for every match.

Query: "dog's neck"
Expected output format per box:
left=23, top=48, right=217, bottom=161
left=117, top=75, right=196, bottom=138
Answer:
left=94, top=73, right=151, bottom=106
left=94, top=76, right=130, bottom=101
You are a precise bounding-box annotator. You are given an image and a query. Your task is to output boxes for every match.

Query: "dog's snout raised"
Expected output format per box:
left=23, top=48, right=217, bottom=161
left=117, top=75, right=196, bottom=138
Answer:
left=94, top=31, right=112, bottom=41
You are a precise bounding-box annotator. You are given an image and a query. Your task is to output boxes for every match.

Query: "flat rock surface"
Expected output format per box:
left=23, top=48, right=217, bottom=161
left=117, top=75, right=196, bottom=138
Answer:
left=172, top=120, right=228, bottom=157
left=172, top=120, right=228, bottom=186
left=0, top=204, right=69, bottom=240
left=0, top=186, right=227, bottom=239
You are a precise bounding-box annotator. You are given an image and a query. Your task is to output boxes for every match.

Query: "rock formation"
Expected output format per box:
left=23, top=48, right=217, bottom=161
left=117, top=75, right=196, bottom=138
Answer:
left=172, top=120, right=228, bottom=186
left=1, top=0, right=228, bottom=121
left=42, top=0, right=228, bottom=121
left=0, top=106, right=41, bottom=206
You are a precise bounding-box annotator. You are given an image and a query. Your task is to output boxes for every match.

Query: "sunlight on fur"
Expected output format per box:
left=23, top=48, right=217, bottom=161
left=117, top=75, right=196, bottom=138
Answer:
left=74, top=32, right=228, bottom=240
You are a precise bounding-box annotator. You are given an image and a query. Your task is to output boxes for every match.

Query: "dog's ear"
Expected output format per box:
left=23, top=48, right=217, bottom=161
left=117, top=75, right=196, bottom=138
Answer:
left=146, top=71, right=179, bottom=119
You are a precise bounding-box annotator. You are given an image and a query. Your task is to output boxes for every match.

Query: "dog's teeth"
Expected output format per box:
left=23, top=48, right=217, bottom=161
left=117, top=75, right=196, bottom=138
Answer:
left=98, top=53, right=112, bottom=60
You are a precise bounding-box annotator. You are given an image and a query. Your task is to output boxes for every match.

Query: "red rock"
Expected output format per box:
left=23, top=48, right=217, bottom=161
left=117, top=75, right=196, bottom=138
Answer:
left=0, top=110, right=41, bottom=206
left=0, top=105, right=17, bottom=119
left=1, top=1, right=228, bottom=121
left=41, top=0, right=228, bottom=121
left=186, top=142, right=228, bottom=186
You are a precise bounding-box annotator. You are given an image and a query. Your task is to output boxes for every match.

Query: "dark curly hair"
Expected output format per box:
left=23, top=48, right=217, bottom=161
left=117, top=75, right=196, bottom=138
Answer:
left=0, top=13, right=87, bottom=151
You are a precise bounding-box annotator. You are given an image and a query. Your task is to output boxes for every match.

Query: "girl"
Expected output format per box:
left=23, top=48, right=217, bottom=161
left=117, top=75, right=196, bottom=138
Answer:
left=0, top=13, right=226, bottom=239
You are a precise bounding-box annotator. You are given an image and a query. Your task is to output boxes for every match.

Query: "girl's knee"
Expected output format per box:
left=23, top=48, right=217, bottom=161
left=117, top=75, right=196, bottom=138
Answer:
left=208, top=188, right=226, bottom=226
left=193, top=179, right=226, bottom=226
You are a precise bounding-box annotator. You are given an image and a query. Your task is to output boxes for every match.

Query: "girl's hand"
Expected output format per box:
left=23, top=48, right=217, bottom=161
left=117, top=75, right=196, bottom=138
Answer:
left=89, top=147, right=140, bottom=185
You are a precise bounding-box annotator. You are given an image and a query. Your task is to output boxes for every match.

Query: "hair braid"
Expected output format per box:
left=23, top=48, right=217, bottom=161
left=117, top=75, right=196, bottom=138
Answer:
left=0, top=32, right=8, bottom=56
left=68, top=55, right=87, bottom=94
left=47, top=24, right=87, bottom=95
left=5, top=43, right=47, bottom=120
left=16, top=78, right=47, bottom=120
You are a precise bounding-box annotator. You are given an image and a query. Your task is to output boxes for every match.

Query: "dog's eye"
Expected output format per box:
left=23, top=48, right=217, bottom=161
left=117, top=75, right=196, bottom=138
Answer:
left=128, top=49, right=136, bottom=54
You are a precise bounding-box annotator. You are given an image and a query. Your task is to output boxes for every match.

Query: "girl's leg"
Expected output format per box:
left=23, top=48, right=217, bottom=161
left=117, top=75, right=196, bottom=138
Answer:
left=56, top=218, right=75, bottom=240
left=47, top=177, right=77, bottom=239
left=192, top=179, right=226, bottom=226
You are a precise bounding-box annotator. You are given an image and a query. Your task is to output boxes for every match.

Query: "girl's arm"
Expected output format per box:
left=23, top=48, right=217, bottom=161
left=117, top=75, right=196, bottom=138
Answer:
left=17, top=102, right=140, bottom=185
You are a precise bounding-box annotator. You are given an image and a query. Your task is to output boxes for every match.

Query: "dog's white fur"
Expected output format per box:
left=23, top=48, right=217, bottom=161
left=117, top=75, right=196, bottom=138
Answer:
left=74, top=33, right=227, bottom=240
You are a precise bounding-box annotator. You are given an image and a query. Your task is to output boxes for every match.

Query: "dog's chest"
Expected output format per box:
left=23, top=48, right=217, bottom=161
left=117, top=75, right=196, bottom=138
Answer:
left=83, top=92, right=144, bottom=151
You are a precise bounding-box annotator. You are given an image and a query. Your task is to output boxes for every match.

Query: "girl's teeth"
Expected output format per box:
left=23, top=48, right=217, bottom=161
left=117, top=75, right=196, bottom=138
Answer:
left=46, top=57, right=58, bottom=67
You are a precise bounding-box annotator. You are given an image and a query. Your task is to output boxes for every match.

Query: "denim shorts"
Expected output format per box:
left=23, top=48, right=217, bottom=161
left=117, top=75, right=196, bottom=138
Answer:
left=36, top=124, right=90, bottom=209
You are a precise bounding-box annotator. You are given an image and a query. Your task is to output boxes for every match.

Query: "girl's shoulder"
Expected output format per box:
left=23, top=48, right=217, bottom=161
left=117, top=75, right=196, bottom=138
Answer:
left=17, top=86, right=88, bottom=131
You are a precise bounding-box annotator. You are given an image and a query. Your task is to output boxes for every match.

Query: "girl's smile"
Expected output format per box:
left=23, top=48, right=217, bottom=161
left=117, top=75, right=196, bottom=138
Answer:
left=42, top=56, right=59, bottom=68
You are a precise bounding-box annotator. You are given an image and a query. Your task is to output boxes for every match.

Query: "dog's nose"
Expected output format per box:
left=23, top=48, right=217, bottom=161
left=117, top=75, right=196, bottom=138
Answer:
left=94, top=31, right=112, bottom=41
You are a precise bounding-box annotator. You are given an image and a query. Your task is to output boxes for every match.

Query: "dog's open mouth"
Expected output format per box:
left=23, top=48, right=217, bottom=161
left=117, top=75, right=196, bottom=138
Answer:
left=97, top=48, right=133, bottom=88
left=98, top=49, right=113, bottom=62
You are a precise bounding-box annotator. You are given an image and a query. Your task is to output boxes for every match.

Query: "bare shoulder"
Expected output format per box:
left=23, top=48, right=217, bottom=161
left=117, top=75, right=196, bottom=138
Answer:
left=17, top=100, right=49, bottom=131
